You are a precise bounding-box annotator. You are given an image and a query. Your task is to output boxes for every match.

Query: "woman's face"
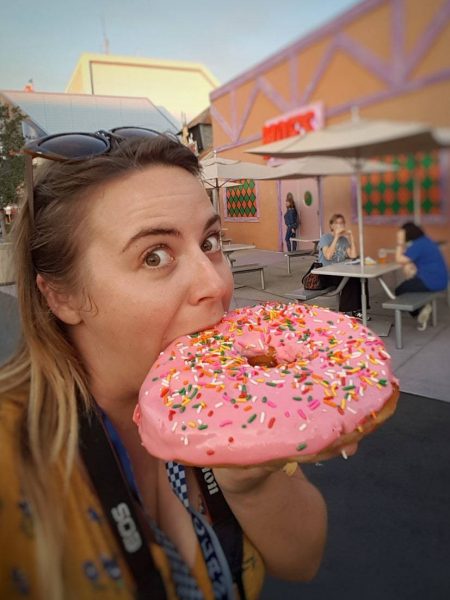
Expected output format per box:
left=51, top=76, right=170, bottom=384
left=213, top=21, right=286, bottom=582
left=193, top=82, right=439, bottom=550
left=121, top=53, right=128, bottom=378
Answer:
left=69, top=165, right=234, bottom=402
left=330, top=217, right=345, bottom=233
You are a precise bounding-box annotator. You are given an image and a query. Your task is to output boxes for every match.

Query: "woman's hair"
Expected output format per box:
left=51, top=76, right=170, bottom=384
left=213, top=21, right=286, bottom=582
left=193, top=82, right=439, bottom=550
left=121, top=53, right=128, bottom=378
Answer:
left=401, top=221, right=424, bottom=242
left=0, top=134, right=200, bottom=599
left=329, top=213, right=345, bottom=226
left=285, top=192, right=295, bottom=208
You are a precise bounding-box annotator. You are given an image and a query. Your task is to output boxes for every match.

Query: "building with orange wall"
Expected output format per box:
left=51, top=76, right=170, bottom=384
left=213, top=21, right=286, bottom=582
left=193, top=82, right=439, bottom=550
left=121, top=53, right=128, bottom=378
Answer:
left=210, top=0, right=450, bottom=263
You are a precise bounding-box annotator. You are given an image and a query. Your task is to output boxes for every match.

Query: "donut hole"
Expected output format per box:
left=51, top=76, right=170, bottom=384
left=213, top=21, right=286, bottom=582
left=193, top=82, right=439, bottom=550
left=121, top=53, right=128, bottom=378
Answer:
left=245, top=347, right=278, bottom=368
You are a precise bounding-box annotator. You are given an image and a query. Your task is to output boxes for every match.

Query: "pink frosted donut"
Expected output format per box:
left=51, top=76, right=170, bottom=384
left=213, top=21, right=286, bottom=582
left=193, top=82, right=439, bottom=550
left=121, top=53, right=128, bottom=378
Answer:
left=134, top=302, right=399, bottom=467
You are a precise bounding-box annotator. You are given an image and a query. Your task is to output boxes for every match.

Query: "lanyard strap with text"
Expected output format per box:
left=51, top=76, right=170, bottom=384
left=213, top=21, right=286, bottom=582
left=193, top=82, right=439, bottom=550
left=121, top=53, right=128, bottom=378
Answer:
left=166, top=461, right=235, bottom=600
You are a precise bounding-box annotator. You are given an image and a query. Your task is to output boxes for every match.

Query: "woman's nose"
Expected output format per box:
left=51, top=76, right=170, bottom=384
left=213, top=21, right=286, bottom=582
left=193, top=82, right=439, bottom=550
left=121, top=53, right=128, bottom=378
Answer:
left=188, top=252, right=231, bottom=304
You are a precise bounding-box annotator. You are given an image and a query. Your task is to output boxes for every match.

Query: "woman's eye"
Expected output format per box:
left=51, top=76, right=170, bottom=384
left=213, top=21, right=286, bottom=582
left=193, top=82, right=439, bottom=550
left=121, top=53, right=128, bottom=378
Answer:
left=201, top=233, right=221, bottom=253
left=144, top=248, right=173, bottom=268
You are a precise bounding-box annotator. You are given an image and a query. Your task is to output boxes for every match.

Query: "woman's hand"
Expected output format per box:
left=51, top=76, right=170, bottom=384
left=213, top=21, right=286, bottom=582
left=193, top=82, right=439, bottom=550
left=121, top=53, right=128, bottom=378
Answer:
left=213, top=464, right=278, bottom=495
left=213, top=439, right=359, bottom=494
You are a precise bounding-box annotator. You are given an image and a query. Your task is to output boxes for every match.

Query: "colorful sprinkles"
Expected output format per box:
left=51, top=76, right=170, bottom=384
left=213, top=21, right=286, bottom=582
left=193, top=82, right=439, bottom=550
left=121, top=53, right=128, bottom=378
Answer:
left=136, top=302, right=396, bottom=465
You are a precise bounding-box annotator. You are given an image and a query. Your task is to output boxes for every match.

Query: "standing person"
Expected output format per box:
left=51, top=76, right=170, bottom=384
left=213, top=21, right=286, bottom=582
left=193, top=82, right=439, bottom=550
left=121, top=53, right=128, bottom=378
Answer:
left=395, top=221, right=448, bottom=331
left=284, top=192, right=299, bottom=252
left=318, top=213, right=370, bottom=320
left=0, top=130, right=338, bottom=599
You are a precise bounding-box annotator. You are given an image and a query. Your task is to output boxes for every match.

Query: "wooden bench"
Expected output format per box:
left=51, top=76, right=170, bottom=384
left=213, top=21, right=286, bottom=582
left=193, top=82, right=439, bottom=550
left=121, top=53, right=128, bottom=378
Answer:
left=232, top=263, right=265, bottom=289
left=283, top=251, right=311, bottom=275
left=382, top=291, right=440, bottom=349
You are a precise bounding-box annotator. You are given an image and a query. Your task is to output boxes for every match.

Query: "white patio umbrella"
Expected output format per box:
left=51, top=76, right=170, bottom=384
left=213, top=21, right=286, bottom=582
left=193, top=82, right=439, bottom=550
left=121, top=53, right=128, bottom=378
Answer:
left=263, top=155, right=397, bottom=178
left=200, top=155, right=278, bottom=213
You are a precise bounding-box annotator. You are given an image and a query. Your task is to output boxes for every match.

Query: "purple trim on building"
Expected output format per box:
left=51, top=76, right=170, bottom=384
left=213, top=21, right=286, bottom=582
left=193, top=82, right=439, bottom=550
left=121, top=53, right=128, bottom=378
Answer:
left=391, top=0, right=406, bottom=84
left=404, top=0, right=450, bottom=78
left=327, top=67, right=450, bottom=119
left=210, top=105, right=234, bottom=140
left=335, top=33, right=394, bottom=84
left=300, top=40, right=337, bottom=105
left=361, top=214, right=447, bottom=225
left=289, top=54, right=299, bottom=106
left=214, top=132, right=261, bottom=154
left=235, top=84, right=260, bottom=141
left=230, top=90, right=238, bottom=140
left=277, top=179, right=284, bottom=251
left=211, top=0, right=385, bottom=100
left=258, top=77, right=291, bottom=113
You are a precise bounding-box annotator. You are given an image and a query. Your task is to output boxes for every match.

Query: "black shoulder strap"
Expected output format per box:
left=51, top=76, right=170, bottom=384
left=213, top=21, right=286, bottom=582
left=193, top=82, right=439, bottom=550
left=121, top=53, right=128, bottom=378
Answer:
left=78, top=407, right=167, bottom=600
left=194, top=467, right=246, bottom=600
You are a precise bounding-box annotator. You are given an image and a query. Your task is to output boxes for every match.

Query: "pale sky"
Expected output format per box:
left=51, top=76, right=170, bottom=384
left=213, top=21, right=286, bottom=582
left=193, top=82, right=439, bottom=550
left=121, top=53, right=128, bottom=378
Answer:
left=0, top=0, right=361, bottom=92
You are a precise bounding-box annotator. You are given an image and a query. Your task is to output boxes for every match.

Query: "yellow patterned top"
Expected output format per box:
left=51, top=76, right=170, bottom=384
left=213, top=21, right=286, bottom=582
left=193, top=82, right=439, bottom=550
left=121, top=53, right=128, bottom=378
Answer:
left=0, top=397, right=265, bottom=599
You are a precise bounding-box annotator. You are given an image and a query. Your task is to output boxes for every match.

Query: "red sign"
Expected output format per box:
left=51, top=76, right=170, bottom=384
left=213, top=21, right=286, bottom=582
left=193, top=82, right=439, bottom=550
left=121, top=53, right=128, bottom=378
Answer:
left=262, top=102, right=324, bottom=145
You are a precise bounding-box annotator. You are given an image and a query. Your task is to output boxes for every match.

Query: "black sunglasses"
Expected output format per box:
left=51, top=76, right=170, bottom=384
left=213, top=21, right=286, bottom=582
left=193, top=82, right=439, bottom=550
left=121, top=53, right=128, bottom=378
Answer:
left=23, top=126, right=177, bottom=162
left=23, top=127, right=180, bottom=225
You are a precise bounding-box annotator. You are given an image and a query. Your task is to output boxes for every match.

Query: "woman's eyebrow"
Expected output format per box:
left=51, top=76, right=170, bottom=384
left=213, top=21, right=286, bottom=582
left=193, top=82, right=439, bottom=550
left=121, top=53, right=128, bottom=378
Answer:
left=121, top=215, right=221, bottom=253
left=204, top=214, right=221, bottom=231
left=121, top=226, right=180, bottom=253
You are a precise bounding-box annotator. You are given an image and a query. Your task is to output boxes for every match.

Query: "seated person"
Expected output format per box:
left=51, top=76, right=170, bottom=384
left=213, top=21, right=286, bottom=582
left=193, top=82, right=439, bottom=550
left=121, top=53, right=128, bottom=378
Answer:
left=318, top=213, right=370, bottom=321
left=395, top=221, right=448, bottom=331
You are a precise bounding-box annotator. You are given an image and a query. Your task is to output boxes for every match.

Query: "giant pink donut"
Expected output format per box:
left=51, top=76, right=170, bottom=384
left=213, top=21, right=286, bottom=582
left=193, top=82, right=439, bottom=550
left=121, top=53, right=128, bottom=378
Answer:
left=134, top=302, right=398, bottom=466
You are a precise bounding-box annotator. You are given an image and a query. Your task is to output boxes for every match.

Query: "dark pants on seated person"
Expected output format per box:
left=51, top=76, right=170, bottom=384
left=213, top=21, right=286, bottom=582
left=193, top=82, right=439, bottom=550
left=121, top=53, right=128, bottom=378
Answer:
left=395, top=276, right=429, bottom=317
left=321, top=275, right=370, bottom=313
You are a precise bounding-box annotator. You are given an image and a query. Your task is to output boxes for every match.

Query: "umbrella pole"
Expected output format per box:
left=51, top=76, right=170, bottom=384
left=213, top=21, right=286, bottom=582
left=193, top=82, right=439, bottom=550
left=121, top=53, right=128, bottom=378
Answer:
left=212, top=186, right=219, bottom=214
left=413, top=177, right=421, bottom=225
left=317, top=176, right=323, bottom=237
left=355, top=168, right=368, bottom=325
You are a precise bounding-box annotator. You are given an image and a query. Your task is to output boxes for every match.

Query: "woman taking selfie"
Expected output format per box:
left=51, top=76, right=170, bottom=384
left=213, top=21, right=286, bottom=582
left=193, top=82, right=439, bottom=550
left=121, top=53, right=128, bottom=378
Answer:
left=0, top=131, right=329, bottom=599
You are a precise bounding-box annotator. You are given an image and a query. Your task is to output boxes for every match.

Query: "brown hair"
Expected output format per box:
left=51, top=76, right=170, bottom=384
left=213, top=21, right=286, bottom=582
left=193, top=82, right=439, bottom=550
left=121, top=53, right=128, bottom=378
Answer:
left=329, top=213, right=345, bottom=226
left=0, top=134, right=200, bottom=599
left=285, top=192, right=295, bottom=208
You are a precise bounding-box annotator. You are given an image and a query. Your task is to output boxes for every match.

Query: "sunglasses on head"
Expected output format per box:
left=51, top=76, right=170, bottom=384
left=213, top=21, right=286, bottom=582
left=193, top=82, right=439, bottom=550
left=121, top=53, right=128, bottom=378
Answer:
left=23, top=126, right=178, bottom=162
left=23, top=127, right=180, bottom=227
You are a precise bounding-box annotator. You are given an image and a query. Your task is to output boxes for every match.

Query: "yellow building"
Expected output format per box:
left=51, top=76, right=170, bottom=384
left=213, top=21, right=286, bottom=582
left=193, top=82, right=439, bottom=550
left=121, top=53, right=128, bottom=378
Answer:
left=210, top=0, right=450, bottom=262
left=66, top=53, right=219, bottom=125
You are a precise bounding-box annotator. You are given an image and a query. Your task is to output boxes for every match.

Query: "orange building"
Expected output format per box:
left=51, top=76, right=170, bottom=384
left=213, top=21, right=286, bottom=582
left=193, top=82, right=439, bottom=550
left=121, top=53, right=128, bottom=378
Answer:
left=210, top=0, right=450, bottom=263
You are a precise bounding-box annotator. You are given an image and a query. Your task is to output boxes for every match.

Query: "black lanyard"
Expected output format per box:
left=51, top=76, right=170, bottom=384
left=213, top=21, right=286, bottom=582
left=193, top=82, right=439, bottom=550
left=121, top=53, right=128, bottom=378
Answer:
left=194, top=468, right=246, bottom=600
left=78, top=407, right=167, bottom=599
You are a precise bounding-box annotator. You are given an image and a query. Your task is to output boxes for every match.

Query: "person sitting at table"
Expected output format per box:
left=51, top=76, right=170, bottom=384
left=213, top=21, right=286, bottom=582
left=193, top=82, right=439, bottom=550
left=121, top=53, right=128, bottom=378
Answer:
left=318, top=213, right=370, bottom=321
left=284, top=192, right=299, bottom=252
left=395, top=221, right=448, bottom=331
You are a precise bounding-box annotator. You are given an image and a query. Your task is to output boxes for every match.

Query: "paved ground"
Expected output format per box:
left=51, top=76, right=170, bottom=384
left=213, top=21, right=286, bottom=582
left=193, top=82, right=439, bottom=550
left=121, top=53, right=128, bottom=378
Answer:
left=261, top=391, right=450, bottom=600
